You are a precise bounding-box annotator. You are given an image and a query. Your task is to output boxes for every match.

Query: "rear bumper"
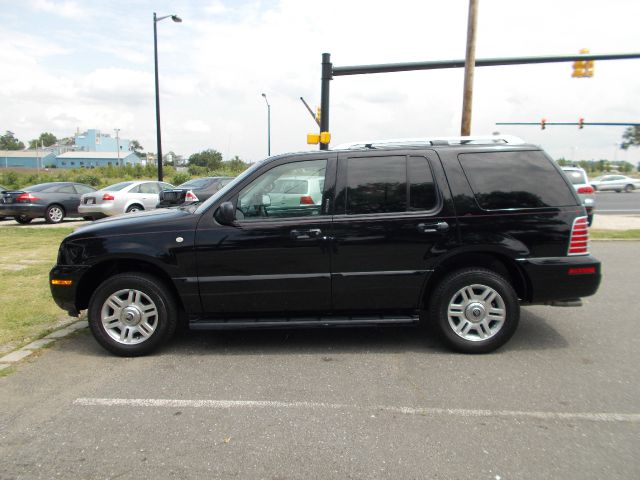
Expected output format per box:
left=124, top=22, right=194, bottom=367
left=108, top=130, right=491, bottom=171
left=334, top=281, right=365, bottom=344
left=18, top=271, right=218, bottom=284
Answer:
left=517, top=254, right=601, bottom=304
left=49, top=265, right=91, bottom=316
left=78, top=203, right=120, bottom=216
left=0, top=204, right=46, bottom=218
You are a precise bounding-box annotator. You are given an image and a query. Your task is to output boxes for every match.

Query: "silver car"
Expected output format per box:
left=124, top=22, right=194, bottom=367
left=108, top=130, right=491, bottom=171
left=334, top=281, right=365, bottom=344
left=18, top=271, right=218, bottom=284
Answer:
left=561, top=167, right=596, bottom=226
left=590, top=174, right=640, bottom=193
left=78, top=180, right=175, bottom=217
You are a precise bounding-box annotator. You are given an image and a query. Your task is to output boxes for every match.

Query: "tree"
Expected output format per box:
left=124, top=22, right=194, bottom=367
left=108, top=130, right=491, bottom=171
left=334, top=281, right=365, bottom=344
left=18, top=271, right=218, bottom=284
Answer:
left=0, top=131, right=25, bottom=150
left=131, top=139, right=144, bottom=153
left=188, top=149, right=223, bottom=170
left=28, top=132, right=57, bottom=149
left=620, top=126, right=640, bottom=150
left=226, top=155, right=248, bottom=170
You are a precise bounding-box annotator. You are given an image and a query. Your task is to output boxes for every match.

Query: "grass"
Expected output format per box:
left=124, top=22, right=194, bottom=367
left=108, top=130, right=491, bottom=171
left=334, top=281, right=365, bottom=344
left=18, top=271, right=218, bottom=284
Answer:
left=0, top=227, right=75, bottom=355
left=591, top=229, right=640, bottom=240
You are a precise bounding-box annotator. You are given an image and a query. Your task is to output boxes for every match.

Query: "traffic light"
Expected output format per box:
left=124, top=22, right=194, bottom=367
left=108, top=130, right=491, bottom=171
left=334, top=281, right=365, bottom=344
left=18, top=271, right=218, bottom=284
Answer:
left=541, top=118, right=547, bottom=130
left=578, top=117, right=584, bottom=129
left=572, top=48, right=593, bottom=78
left=584, top=59, right=594, bottom=77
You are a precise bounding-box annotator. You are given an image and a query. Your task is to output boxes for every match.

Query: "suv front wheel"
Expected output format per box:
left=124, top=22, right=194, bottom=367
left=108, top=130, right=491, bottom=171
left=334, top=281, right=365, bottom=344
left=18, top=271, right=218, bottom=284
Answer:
left=429, top=268, right=519, bottom=353
left=88, top=273, right=177, bottom=356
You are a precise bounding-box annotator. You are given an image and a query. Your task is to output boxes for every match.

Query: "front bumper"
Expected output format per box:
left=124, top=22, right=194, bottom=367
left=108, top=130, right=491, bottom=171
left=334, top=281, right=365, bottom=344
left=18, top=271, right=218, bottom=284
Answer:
left=50, top=264, right=92, bottom=316
left=517, top=254, right=601, bottom=304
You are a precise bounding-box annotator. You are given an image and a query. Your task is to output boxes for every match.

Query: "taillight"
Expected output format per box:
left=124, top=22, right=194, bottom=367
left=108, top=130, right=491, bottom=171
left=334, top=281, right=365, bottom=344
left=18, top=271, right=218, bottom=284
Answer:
left=16, top=193, right=40, bottom=202
left=577, top=186, right=594, bottom=194
left=102, top=193, right=115, bottom=201
left=568, top=216, right=589, bottom=255
left=300, top=195, right=314, bottom=205
left=185, top=191, right=199, bottom=202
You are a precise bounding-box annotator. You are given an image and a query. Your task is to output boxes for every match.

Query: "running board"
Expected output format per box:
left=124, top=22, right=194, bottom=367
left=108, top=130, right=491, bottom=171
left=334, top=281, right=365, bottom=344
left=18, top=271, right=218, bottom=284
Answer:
left=190, top=315, right=419, bottom=330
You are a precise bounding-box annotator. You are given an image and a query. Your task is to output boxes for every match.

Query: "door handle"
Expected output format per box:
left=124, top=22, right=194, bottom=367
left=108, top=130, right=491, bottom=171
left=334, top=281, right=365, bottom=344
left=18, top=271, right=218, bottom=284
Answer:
left=417, top=221, right=449, bottom=233
left=290, top=228, right=322, bottom=240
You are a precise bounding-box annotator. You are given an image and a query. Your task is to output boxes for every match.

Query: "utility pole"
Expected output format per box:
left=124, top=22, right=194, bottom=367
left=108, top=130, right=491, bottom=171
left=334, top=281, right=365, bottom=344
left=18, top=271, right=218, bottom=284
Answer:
left=114, top=128, right=121, bottom=166
left=461, top=0, right=479, bottom=136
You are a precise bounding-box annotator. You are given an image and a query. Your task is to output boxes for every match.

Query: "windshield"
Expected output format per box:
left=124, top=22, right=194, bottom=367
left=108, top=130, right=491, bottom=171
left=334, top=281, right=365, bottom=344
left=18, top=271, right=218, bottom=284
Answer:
left=563, top=170, right=587, bottom=185
left=194, top=161, right=265, bottom=214
left=24, top=183, right=54, bottom=192
left=179, top=178, right=213, bottom=189
left=101, top=181, right=135, bottom=191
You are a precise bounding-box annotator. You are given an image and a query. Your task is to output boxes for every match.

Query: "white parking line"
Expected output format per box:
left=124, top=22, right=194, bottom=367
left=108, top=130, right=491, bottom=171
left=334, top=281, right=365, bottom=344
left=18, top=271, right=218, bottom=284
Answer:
left=73, top=398, right=640, bottom=423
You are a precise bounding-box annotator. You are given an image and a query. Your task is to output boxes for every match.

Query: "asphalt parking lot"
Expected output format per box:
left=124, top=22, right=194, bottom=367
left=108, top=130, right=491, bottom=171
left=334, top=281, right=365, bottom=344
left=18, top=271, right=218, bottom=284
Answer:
left=1, top=241, right=639, bottom=480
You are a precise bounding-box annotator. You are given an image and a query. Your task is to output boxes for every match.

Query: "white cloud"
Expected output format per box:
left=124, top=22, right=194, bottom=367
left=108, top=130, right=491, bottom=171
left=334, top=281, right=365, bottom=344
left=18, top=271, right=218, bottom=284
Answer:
left=30, top=0, right=84, bottom=20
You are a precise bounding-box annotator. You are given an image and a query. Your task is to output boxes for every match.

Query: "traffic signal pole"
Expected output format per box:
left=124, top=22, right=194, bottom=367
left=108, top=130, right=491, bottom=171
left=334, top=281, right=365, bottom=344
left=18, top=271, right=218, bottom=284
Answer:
left=319, top=53, right=332, bottom=151
left=319, top=51, right=640, bottom=149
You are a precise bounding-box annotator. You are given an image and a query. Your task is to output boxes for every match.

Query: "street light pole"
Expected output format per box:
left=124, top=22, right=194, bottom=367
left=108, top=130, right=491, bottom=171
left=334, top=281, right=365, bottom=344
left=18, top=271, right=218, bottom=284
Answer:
left=153, top=12, right=182, bottom=181
left=261, top=93, right=271, bottom=156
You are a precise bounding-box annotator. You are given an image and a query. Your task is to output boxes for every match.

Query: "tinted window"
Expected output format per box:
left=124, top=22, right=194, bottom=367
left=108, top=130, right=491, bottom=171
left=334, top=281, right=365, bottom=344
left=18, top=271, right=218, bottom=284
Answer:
left=56, top=185, right=76, bottom=193
left=346, top=156, right=406, bottom=214
left=409, top=156, right=437, bottom=211
left=25, top=183, right=54, bottom=192
left=180, top=178, right=213, bottom=189
left=459, top=151, right=577, bottom=209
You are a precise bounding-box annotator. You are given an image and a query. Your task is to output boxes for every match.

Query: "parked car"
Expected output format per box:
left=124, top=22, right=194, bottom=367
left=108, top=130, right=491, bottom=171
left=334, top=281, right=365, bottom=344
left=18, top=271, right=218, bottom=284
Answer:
left=78, top=180, right=175, bottom=217
left=50, top=136, right=601, bottom=356
left=157, top=176, right=233, bottom=208
left=0, top=182, right=97, bottom=224
left=0, top=184, right=8, bottom=220
left=590, top=175, right=640, bottom=192
left=561, top=167, right=595, bottom=226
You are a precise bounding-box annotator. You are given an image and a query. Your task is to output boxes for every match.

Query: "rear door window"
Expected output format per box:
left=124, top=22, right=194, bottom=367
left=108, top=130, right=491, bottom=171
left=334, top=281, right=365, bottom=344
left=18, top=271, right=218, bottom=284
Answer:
left=344, top=155, right=438, bottom=215
left=459, top=151, right=577, bottom=209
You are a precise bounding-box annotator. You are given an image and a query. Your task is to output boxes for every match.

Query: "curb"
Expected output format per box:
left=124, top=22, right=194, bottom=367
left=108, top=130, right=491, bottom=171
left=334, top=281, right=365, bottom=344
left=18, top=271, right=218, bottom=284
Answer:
left=0, top=320, right=88, bottom=371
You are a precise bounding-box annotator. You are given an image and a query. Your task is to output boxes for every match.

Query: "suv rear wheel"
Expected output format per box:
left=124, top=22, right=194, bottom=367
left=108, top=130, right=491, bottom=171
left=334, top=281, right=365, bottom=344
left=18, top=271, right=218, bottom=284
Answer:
left=429, top=268, right=519, bottom=353
left=88, top=273, right=177, bottom=356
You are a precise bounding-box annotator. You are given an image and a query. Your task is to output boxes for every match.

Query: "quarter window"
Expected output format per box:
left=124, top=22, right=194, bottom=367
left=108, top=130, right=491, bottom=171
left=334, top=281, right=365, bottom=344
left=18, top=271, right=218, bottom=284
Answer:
left=459, top=151, right=577, bottom=209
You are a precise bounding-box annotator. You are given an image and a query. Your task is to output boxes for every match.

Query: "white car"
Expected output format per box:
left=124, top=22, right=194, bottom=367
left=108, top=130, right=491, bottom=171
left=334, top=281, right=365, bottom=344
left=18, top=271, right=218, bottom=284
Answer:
left=561, top=167, right=596, bottom=226
left=590, top=175, right=640, bottom=193
left=78, top=180, right=175, bottom=218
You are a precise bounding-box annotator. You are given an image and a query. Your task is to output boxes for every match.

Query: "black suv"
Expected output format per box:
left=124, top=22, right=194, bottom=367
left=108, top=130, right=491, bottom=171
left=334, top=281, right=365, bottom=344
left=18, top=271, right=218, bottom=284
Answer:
left=50, top=136, right=601, bottom=356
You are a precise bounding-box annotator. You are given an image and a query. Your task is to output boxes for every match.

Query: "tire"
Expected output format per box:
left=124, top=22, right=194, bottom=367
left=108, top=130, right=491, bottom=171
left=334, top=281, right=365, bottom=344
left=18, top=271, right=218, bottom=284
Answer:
left=126, top=204, right=144, bottom=213
left=88, top=273, right=178, bottom=356
left=15, top=215, right=33, bottom=224
left=624, top=184, right=634, bottom=193
left=45, top=204, right=65, bottom=224
left=429, top=268, right=520, bottom=354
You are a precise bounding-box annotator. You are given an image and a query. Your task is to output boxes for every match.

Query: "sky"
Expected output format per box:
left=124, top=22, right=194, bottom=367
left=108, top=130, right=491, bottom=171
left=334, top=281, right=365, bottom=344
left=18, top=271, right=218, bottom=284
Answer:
left=1, top=0, right=639, bottom=165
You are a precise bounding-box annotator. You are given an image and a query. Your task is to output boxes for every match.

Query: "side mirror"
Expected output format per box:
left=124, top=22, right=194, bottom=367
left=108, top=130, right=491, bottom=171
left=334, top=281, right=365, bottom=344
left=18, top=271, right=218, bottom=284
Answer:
left=216, top=201, right=236, bottom=225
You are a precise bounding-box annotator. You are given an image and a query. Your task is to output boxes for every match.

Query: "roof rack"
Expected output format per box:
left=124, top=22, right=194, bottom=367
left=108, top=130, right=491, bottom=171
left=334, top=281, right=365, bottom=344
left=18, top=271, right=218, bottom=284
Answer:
left=333, top=135, right=525, bottom=150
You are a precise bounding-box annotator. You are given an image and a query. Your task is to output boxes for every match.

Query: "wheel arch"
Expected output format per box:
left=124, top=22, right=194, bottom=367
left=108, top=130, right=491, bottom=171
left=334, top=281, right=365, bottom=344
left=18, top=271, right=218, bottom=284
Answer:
left=75, top=258, right=184, bottom=314
left=125, top=202, right=145, bottom=212
left=421, top=251, right=529, bottom=311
